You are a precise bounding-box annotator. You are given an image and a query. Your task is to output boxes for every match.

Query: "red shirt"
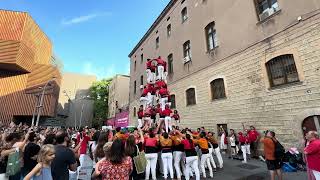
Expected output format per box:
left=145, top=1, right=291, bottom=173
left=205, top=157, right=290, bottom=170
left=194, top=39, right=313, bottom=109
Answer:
left=145, top=137, right=158, bottom=147
left=147, top=84, right=156, bottom=95
left=156, top=58, right=166, bottom=66
left=159, top=88, right=169, bottom=97
left=77, top=133, right=90, bottom=154
left=137, top=110, right=144, bottom=119
left=171, top=114, right=180, bottom=120
left=181, top=139, right=195, bottom=150
left=239, top=134, right=250, bottom=144
left=141, top=88, right=149, bottom=97
left=146, top=60, right=156, bottom=72
left=155, top=80, right=167, bottom=90
left=305, top=139, right=320, bottom=172
left=144, top=107, right=152, bottom=117
left=162, top=108, right=172, bottom=117
left=248, top=130, right=259, bottom=142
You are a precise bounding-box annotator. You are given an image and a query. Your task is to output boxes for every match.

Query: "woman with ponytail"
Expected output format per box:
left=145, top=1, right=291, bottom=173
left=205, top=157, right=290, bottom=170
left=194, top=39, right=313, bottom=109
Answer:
left=181, top=133, right=200, bottom=180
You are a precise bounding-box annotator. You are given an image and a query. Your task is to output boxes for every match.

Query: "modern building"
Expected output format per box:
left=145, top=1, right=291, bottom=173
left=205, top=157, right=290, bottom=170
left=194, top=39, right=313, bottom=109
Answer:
left=57, top=72, right=96, bottom=128
left=0, top=10, right=61, bottom=125
left=128, top=0, right=320, bottom=147
left=108, top=75, right=130, bottom=118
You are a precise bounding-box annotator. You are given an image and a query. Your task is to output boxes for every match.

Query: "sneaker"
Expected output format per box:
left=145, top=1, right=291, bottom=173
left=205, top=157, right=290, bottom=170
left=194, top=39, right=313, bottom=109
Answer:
left=259, top=155, right=266, bottom=162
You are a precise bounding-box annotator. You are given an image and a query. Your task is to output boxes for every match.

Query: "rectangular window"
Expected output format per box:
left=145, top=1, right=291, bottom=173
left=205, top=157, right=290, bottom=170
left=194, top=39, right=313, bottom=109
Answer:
left=183, top=40, right=191, bottom=59
left=134, top=61, right=137, bottom=71
left=186, top=88, right=196, bottom=106
left=210, top=78, right=226, bottom=100
left=140, top=54, right=143, bottom=63
left=167, top=24, right=171, bottom=38
left=267, top=54, right=299, bottom=87
left=181, top=7, right=188, bottom=23
left=168, top=54, right=173, bottom=74
left=205, top=22, right=218, bottom=51
left=255, top=0, right=280, bottom=21
left=140, top=75, right=143, bottom=85
left=170, top=94, right=176, bottom=109
left=156, top=37, right=159, bottom=49
left=134, top=81, right=136, bottom=94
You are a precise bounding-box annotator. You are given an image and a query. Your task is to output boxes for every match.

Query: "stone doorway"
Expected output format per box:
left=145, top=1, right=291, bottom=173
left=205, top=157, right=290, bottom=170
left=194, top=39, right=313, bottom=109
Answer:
left=302, top=115, right=320, bottom=136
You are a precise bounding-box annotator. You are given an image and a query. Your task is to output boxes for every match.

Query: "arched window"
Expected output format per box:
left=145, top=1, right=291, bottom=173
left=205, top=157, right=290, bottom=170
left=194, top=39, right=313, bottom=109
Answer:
left=266, top=54, right=299, bottom=87
left=186, top=88, right=196, bottom=106
left=181, top=7, right=188, bottom=23
left=205, top=22, right=218, bottom=51
left=210, top=78, right=226, bottom=100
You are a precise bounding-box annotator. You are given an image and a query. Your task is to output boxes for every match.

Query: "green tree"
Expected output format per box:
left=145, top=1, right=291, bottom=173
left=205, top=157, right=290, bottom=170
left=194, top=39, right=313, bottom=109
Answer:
left=89, top=78, right=111, bottom=128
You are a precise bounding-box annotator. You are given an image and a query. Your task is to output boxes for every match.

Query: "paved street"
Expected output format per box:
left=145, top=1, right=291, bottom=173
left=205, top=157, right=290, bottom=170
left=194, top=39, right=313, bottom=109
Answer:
left=157, top=155, right=307, bottom=180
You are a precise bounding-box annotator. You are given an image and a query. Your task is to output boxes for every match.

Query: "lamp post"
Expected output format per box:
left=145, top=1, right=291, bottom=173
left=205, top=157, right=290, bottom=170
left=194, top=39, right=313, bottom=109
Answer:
left=36, top=77, right=56, bottom=127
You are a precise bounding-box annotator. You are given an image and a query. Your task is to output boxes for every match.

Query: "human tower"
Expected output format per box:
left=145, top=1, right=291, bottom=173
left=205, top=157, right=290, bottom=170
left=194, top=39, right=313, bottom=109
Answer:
left=137, top=56, right=179, bottom=132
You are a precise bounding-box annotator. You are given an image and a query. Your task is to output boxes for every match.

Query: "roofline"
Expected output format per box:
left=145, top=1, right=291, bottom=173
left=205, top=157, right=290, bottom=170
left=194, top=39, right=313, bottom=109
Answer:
left=128, top=0, right=176, bottom=58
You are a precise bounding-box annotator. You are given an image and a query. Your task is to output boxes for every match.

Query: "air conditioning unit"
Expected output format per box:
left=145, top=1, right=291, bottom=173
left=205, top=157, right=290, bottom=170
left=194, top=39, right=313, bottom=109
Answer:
left=183, top=56, right=191, bottom=64
left=259, top=9, right=271, bottom=21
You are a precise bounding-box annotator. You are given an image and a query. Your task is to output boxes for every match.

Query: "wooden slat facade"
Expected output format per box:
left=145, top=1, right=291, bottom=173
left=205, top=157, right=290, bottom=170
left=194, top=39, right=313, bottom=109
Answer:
left=0, top=10, right=61, bottom=125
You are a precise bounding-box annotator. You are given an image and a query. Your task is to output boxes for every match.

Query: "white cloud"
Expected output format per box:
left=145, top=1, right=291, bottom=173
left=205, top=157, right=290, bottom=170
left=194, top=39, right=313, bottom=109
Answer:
left=82, top=61, right=116, bottom=80
left=61, top=12, right=111, bottom=25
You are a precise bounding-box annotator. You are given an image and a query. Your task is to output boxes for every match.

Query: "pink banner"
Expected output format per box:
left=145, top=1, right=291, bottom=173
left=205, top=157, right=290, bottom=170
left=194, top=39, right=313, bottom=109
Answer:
left=105, top=111, right=129, bottom=127
left=114, top=111, right=129, bottom=127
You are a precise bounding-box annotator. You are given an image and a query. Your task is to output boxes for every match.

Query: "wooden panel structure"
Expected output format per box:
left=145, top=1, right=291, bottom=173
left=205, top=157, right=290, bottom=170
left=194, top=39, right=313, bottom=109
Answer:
left=0, top=10, right=61, bottom=125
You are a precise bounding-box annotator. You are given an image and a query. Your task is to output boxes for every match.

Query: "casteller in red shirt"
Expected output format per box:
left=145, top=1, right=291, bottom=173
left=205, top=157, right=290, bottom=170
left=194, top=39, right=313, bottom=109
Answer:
left=146, top=59, right=156, bottom=72
left=162, top=106, right=172, bottom=117
left=77, top=132, right=90, bottom=155
left=158, top=87, right=169, bottom=98
left=141, top=86, right=149, bottom=97
left=155, top=57, right=166, bottom=66
left=248, top=129, right=259, bottom=142
left=238, top=132, right=250, bottom=145
left=155, top=80, right=167, bottom=90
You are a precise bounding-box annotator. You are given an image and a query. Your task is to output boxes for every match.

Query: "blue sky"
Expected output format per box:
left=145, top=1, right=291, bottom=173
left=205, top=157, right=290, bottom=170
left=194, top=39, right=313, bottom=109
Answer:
left=0, top=0, right=170, bottom=79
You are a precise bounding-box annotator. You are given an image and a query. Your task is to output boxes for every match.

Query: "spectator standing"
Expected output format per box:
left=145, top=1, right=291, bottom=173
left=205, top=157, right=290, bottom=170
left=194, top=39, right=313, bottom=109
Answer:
left=95, top=139, right=132, bottom=180
left=304, top=131, right=320, bottom=180
left=21, top=132, right=40, bottom=178
left=24, top=144, right=55, bottom=180
left=260, top=131, right=283, bottom=180
left=51, top=130, right=77, bottom=180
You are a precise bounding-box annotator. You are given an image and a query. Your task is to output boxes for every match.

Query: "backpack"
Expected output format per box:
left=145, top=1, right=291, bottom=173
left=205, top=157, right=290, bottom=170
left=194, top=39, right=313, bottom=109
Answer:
left=273, top=139, right=285, bottom=161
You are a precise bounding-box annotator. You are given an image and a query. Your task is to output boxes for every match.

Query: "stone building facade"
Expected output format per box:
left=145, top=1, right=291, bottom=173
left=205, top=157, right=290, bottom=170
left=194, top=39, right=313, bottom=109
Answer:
left=108, top=75, right=130, bottom=118
left=128, top=0, right=320, bottom=147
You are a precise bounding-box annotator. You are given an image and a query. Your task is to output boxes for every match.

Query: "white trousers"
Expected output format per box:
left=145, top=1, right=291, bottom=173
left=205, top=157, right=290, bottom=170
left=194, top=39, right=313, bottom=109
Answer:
left=0, top=174, right=8, bottom=180
left=173, top=151, right=183, bottom=179
left=140, top=93, right=153, bottom=109
left=200, top=153, right=213, bottom=178
left=185, top=156, right=200, bottom=180
left=145, top=153, right=158, bottom=180
left=241, top=144, right=251, bottom=163
left=213, top=147, right=223, bottom=168
left=146, top=69, right=154, bottom=83
left=208, top=148, right=217, bottom=168
left=157, top=65, right=165, bottom=80
left=137, top=119, right=142, bottom=129
left=312, top=170, right=320, bottom=180
left=161, top=152, right=174, bottom=179
left=160, top=97, right=168, bottom=110
left=165, top=116, right=172, bottom=133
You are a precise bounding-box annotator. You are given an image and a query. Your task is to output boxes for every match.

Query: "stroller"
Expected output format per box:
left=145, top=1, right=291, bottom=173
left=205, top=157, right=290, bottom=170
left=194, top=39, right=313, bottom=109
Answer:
left=282, top=148, right=306, bottom=172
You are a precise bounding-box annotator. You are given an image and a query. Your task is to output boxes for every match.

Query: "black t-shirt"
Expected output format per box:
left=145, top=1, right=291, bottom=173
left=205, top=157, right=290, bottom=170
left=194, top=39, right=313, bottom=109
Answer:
left=51, top=145, right=76, bottom=180
left=22, top=142, right=40, bottom=176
